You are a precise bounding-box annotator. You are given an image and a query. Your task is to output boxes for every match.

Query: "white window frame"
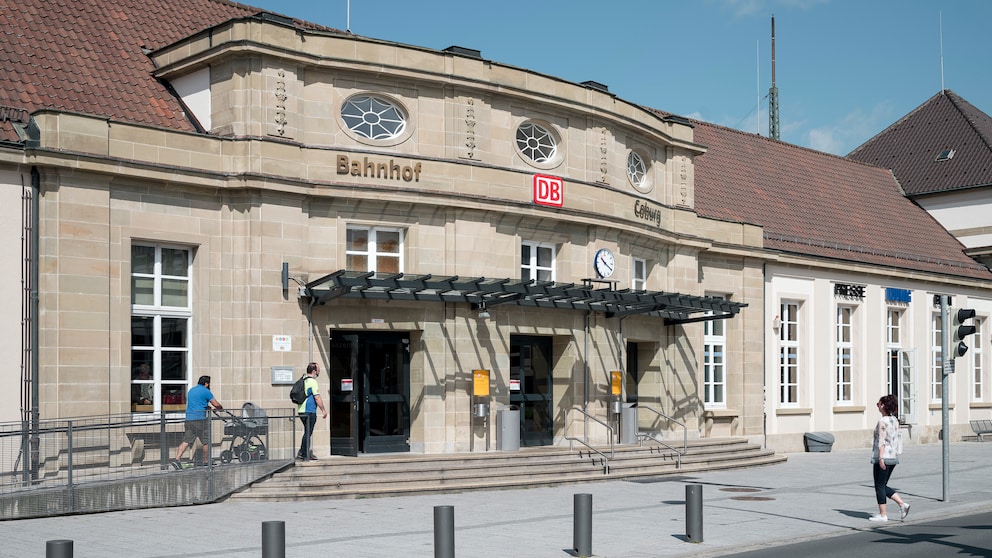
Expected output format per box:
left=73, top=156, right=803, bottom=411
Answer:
left=346, top=225, right=404, bottom=275
left=779, top=300, right=801, bottom=406
left=973, top=318, right=984, bottom=402
left=521, top=241, right=555, bottom=282
left=931, top=312, right=943, bottom=401
left=703, top=296, right=727, bottom=407
left=631, top=257, right=646, bottom=291
left=835, top=305, right=854, bottom=403
left=131, top=244, right=192, bottom=414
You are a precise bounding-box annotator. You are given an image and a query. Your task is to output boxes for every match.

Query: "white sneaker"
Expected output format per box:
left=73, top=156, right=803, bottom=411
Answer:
left=868, top=514, right=888, bottom=523
left=900, top=503, right=910, bottom=520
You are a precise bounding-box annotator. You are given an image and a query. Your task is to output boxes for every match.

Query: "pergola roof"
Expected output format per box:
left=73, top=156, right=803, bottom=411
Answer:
left=304, top=271, right=746, bottom=325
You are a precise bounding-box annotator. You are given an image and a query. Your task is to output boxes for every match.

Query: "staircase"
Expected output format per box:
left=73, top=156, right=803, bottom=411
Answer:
left=230, top=438, right=785, bottom=502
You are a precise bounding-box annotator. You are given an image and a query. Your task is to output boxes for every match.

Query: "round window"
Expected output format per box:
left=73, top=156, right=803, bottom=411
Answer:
left=515, top=121, right=559, bottom=165
left=341, top=95, right=407, bottom=141
left=627, top=150, right=651, bottom=192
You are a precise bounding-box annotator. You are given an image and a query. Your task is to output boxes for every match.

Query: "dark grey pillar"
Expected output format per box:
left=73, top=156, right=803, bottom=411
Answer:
left=262, top=521, right=285, bottom=558
left=686, top=484, right=703, bottom=543
left=46, top=540, right=73, bottom=558
left=573, top=493, right=593, bottom=557
left=434, top=505, right=455, bottom=558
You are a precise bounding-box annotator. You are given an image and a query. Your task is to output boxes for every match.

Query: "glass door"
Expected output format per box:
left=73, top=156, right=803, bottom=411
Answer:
left=329, top=332, right=410, bottom=455
left=510, top=335, right=554, bottom=446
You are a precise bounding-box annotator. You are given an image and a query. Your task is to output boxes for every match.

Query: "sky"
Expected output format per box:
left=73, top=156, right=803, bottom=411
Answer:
left=245, top=0, right=992, bottom=156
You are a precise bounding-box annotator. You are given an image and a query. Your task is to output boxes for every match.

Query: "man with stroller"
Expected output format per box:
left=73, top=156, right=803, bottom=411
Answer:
left=173, top=375, right=224, bottom=468
left=297, top=362, right=327, bottom=461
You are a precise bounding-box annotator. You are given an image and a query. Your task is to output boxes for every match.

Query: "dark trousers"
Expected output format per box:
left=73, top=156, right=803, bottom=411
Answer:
left=872, top=461, right=897, bottom=504
left=298, top=412, right=316, bottom=458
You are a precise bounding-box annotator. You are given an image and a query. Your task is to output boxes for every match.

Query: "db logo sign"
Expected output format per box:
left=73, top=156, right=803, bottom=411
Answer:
left=533, top=174, right=564, bottom=207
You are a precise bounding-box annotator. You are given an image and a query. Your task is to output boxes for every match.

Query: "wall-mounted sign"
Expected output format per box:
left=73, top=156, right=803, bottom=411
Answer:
left=473, top=369, right=490, bottom=397
left=509, top=379, right=521, bottom=391
left=533, top=174, right=564, bottom=207
left=885, top=288, right=912, bottom=303
left=272, top=335, right=292, bottom=352
left=270, top=366, right=295, bottom=385
left=336, top=155, right=423, bottom=182
left=633, top=199, right=661, bottom=226
left=341, top=378, right=354, bottom=392
left=834, top=283, right=865, bottom=299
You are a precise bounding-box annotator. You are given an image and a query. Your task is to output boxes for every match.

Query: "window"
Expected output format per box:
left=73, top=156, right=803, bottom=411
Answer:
left=346, top=226, right=403, bottom=274
left=835, top=306, right=854, bottom=403
left=779, top=301, right=800, bottom=405
left=131, top=244, right=192, bottom=413
left=631, top=257, right=646, bottom=291
left=515, top=121, right=558, bottom=165
left=521, top=241, right=555, bottom=281
left=931, top=312, right=943, bottom=400
left=935, top=149, right=955, bottom=162
left=704, top=298, right=727, bottom=407
left=341, top=95, right=407, bottom=140
left=627, top=151, right=648, bottom=190
left=974, top=318, right=984, bottom=401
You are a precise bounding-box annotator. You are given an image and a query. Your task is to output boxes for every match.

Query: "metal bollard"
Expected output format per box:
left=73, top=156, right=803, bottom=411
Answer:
left=573, top=493, right=593, bottom=557
left=685, top=484, right=703, bottom=543
left=46, top=539, right=73, bottom=558
left=434, top=505, right=455, bottom=558
left=262, top=520, right=286, bottom=558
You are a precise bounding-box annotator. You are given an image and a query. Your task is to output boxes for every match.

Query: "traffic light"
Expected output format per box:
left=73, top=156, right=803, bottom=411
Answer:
left=950, top=307, right=977, bottom=359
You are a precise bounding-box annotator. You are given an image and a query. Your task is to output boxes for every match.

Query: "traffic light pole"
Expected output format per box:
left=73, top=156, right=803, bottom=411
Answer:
left=939, top=295, right=950, bottom=502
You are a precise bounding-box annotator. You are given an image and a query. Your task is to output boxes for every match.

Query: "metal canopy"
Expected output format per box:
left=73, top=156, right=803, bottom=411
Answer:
left=304, top=270, right=746, bottom=325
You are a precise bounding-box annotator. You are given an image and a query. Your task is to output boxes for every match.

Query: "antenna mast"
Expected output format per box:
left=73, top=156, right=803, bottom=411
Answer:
left=768, top=15, right=780, bottom=140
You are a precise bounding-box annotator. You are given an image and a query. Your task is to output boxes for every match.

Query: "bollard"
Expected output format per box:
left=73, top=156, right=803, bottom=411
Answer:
left=573, top=493, right=593, bottom=557
left=262, top=521, right=286, bottom=558
left=434, top=505, right=455, bottom=558
left=685, top=484, right=703, bottom=543
left=46, top=539, right=73, bottom=558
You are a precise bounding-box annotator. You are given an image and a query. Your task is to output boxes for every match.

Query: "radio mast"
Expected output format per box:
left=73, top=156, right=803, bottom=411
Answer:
left=768, top=15, right=780, bottom=140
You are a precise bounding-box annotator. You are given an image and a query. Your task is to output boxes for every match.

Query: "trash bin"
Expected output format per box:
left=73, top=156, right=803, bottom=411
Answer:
left=620, top=403, right=638, bottom=444
left=803, top=431, right=835, bottom=452
left=497, top=405, right=520, bottom=451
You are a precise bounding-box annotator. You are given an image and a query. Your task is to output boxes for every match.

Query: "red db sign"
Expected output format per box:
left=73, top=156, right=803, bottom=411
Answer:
left=533, top=174, right=564, bottom=207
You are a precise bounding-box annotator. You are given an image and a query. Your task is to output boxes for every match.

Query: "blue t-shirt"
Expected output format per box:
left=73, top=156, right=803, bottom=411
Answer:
left=186, top=384, right=214, bottom=420
left=297, top=376, right=320, bottom=414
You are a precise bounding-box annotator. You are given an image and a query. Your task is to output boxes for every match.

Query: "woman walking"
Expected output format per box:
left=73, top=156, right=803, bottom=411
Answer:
left=869, top=394, right=910, bottom=523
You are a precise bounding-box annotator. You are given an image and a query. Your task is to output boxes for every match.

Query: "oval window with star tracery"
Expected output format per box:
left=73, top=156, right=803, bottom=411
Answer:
left=341, top=95, right=408, bottom=140
left=515, top=121, right=559, bottom=165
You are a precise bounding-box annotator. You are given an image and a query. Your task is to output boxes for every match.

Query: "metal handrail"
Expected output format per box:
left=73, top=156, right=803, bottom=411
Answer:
left=636, top=404, right=686, bottom=469
left=565, top=407, right=614, bottom=474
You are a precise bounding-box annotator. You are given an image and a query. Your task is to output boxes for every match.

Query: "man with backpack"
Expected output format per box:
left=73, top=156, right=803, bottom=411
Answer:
left=296, top=362, right=327, bottom=461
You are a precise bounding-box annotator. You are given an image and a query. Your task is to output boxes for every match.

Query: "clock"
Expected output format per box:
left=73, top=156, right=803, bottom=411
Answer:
left=594, top=248, right=615, bottom=278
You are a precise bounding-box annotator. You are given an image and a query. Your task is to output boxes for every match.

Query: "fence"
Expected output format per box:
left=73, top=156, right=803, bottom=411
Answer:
left=0, top=405, right=298, bottom=520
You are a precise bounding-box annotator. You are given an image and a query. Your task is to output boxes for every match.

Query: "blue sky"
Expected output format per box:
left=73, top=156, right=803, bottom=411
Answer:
left=246, top=0, right=992, bottom=156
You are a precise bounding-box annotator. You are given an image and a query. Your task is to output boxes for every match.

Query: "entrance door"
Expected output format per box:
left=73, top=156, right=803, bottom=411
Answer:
left=329, top=332, right=411, bottom=455
left=510, top=335, right=553, bottom=446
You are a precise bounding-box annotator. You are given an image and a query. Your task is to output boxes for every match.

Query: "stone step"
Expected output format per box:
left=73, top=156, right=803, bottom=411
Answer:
left=229, top=438, right=785, bottom=502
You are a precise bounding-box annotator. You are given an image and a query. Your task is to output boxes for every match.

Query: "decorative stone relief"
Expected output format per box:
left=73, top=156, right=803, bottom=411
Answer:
left=679, top=157, right=689, bottom=205
left=599, top=128, right=609, bottom=183
left=273, top=70, right=288, bottom=136
left=464, top=99, right=477, bottom=159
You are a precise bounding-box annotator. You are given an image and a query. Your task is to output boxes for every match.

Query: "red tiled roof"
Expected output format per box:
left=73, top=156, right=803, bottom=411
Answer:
left=847, top=90, right=992, bottom=196
left=0, top=0, right=336, bottom=135
left=692, top=119, right=992, bottom=281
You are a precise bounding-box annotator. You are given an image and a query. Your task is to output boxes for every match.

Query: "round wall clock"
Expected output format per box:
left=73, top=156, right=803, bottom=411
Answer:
left=594, top=248, right=615, bottom=278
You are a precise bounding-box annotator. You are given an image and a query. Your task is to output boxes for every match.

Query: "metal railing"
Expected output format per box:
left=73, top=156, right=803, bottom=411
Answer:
left=0, top=406, right=298, bottom=520
left=565, top=407, right=614, bottom=474
left=636, top=404, right=687, bottom=468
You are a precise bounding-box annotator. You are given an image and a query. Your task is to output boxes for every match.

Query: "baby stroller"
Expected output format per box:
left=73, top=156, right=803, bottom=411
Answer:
left=220, top=402, right=269, bottom=463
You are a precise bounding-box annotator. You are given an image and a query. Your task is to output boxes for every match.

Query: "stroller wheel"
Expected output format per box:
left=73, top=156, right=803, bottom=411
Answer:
left=220, top=450, right=233, bottom=464
left=238, top=450, right=253, bottom=463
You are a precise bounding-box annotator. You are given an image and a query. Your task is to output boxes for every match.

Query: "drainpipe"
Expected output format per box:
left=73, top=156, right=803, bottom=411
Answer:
left=30, top=167, right=40, bottom=480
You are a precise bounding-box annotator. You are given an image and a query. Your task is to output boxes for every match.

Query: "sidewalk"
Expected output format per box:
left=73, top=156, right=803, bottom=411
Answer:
left=4, top=442, right=991, bottom=557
